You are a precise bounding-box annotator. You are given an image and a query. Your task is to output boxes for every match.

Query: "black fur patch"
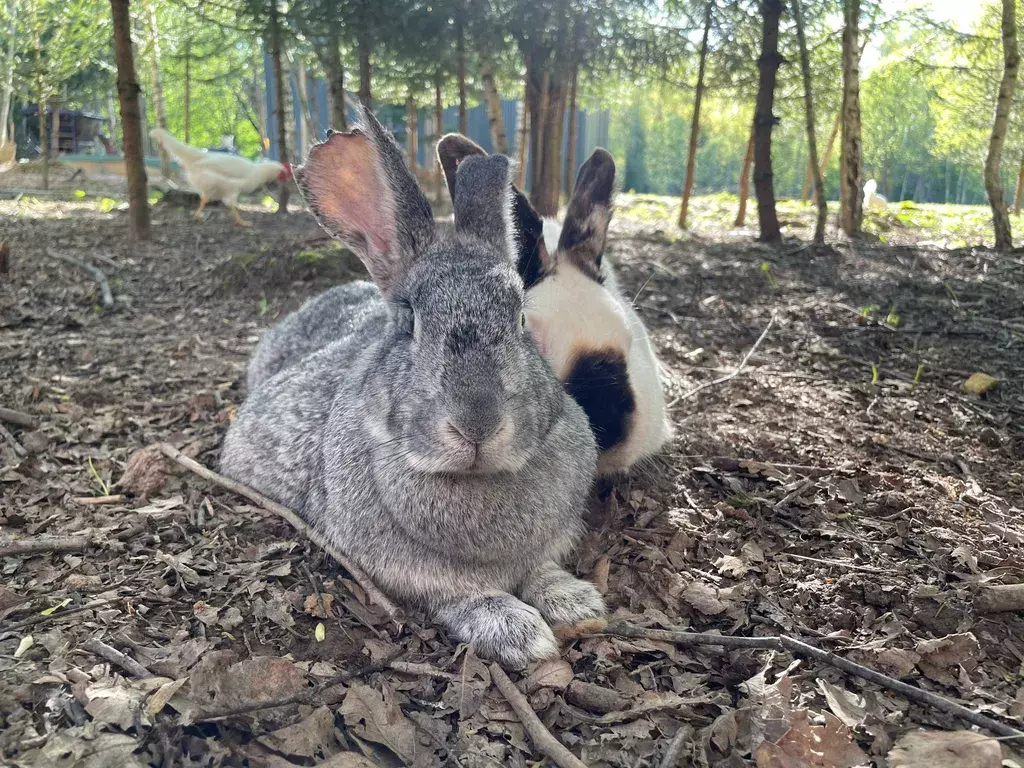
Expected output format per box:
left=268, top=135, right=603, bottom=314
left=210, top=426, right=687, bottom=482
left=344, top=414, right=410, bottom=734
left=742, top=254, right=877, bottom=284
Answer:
left=514, top=191, right=547, bottom=290
left=564, top=350, right=634, bottom=452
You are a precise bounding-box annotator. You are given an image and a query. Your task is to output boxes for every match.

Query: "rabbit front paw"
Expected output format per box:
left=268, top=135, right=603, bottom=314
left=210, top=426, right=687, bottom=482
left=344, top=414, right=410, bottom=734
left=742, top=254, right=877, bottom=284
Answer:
left=521, top=562, right=606, bottom=627
left=435, top=592, right=558, bottom=669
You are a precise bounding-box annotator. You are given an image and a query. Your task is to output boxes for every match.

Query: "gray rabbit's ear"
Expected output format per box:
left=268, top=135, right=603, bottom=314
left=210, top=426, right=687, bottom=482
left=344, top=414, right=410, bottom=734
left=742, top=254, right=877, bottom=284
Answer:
left=437, top=133, right=486, bottom=201
left=452, top=154, right=517, bottom=262
left=296, top=107, right=434, bottom=296
left=558, top=148, right=615, bottom=278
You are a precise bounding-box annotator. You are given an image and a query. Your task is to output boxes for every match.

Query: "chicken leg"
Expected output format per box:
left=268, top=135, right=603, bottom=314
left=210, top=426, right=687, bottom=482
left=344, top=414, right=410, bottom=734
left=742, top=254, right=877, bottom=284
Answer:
left=230, top=206, right=253, bottom=228
left=193, top=195, right=209, bottom=221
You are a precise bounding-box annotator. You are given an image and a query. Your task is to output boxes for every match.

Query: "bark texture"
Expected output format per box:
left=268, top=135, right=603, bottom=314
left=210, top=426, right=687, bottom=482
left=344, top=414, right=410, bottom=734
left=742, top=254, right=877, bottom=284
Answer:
left=986, top=0, right=1020, bottom=249
left=324, top=29, right=347, bottom=131
left=269, top=1, right=290, bottom=214
left=840, top=0, right=864, bottom=236
left=734, top=127, right=755, bottom=227
left=145, top=0, right=171, bottom=178
left=357, top=3, right=372, bottom=110
left=792, top=0, right=827, bottom=243
left=110, top=0, right=151, bottom=240
left=679, top=0, right=713, bottom=229
left=481, top=59, right=509, bottom=154
left=564, top=65, right=578, bottom=197
left=753, top=0, right=784, bottom=243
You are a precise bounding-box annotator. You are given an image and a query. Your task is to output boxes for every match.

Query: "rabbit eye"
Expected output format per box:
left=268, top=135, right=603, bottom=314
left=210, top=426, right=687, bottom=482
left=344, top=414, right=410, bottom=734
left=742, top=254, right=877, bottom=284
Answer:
left=519, top=311, right=527, bottom=331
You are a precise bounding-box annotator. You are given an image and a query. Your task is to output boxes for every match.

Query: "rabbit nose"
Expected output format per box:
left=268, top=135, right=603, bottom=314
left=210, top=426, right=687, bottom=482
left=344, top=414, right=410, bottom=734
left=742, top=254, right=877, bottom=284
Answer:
left=446, top=398, right=504, bottom=445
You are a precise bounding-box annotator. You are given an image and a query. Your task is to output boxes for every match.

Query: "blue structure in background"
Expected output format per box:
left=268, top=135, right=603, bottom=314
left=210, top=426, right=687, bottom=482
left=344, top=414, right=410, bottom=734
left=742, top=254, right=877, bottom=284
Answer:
left=263, top=53, right=610, bottom=193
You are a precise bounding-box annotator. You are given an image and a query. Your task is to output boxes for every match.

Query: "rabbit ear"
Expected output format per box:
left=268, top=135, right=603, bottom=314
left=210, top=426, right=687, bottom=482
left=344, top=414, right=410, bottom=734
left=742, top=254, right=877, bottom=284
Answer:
left=296, top=108, right=434, bottom=296
left=558, top=148, right=615, bottom=279
left=437, top=133, right=486, bottom=201
left=439, top=135, right=550, bottom=288
left=452, top=154, right=517, bottom=261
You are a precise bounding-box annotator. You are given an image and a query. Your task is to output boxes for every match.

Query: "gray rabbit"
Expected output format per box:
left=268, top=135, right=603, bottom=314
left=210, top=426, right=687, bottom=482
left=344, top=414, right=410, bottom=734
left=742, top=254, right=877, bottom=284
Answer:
left=221, top=110, right=604, bottom=667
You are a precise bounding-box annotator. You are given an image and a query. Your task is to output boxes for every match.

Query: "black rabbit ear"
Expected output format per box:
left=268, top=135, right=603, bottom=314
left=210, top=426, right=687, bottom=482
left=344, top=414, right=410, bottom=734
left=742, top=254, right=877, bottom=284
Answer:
left=437, top=133, right=486, bottom=202
left=558, top=148, right=615, bottom=279
left=453, top=154, right=516, bottom=260
left=296, top=106, right=435, bottom=297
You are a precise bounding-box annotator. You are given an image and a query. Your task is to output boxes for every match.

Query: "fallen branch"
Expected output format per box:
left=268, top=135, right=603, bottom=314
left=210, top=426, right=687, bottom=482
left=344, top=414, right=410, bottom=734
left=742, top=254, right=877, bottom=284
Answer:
left=155, top=443, right=403, bottom=624
left=0, top=536, right=92, bottom=557
left=974, top=583, right=1024, bottom=613
left=0, top=407, right=36, bottom=428
left=0, top=423, right=26, bottom=457
left=72, top=494, right=127, bottom=506
left=81, top=638, right=152, bottom=678
left=607, top=624, right=1024, bottom=741
left=668, top=314, right=777, bottom=408
left=190, top=648, right=403, bottom=722
left=490, top=663, right=590, bottom=768
left=659, top=725, right=692, bottom=768
left=2, top=597, right=121, bottom=633
left=43, top=249, right=114, bottom=309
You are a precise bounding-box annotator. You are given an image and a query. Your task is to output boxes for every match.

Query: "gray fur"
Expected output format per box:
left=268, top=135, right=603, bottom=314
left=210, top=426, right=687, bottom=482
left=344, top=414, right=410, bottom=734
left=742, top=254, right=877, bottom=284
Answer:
left=222, top=108, right=602, bottom=667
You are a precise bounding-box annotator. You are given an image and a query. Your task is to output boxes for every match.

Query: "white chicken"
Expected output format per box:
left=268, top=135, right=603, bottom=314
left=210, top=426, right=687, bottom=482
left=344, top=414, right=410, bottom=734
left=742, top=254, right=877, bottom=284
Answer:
left=150, top=128, right=292, bottom=227
left=863, top=179, right=888, bottom=211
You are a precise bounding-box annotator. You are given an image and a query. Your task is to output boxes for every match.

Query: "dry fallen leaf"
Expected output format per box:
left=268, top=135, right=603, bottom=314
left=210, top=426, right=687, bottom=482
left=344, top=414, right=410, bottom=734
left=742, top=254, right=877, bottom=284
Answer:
left=963, top=373, right=998, bottom=396
left=817, top=680, right=868, bottom=728
left=915, top=633, right=980, bottom=666
left=681, top=580, right=729, bottom=615
left=521, top=658, right=574, bottom=694
left=340, top=682, right=422, bottom=765
left=887, top=729, right=1000, bottom=768
left=147, top=677, right=187, bottom=717
left=755, top=712, right=868, bottom=768
left=258, top=705, right=338, bottom=759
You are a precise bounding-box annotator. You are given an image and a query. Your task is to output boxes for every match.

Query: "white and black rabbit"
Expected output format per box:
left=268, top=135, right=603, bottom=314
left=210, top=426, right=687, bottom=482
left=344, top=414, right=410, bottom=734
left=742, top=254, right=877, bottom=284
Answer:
left=438, top=136, right=671, bottom=478
left=221, top=109, right=604, bottom=668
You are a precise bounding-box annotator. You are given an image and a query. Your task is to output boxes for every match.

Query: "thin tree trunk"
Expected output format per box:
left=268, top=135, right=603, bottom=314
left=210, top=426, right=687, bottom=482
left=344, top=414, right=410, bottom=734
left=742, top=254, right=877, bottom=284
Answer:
left=457, top=20, right=468, bottom=135
left=957, top=167, right=965, bottom=204
left=0, top=9, right=16, bottom=146
left=734, top=126, right=754, bottom=226
left=840, top=0, right=864, bottom=236
left=1014, top=154, right=1024, bottom=214
left=480, top=59, right=509, bottom=154
left=357, top=4, right=372, bottom=110
left=34, top=13, right=47, bottom=191
left=106, top=90, right=117, bottom=145
left=325, top=28, right=347, bottom=130
left=793, top=0, right=827, bottom=244
left=515, top=84, right=529, bottom=188
left=532, top=74, right=565, bottom=216
left=183, top=39, right=191, bottom=144
left=986, top=0, right=1020, bottom=249
left=899, top=167, right=911, bottom=201
left=406, top=90, right=418, bottom=171
left=679, top=0, right=713, bottom=229
left=753, top=0, right=784, bottom=243
left=144, top=0, right=170, bottom=177
left=801, top=155, right=814, bottom=201
left=527, top=62, right=549, bottom=196
left=816, top=110, right=841, bottom=200
left=295, top=60, right=312, bottom=156
left=944, top=158, right=951, bottom=203
left=110, top=0, right=150, bottom=240
left=434, top=73, right=444, bottom=202
left=269, top=0, right=290, bottom=214
left=564, top=65, right=578, bottom=197
left=50, top=97, right=60, bottom=157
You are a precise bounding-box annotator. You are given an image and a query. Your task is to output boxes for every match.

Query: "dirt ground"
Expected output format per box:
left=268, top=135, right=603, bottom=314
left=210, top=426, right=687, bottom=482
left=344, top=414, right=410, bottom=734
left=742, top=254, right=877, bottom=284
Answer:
left=1, top=190, right=1023, bottom=768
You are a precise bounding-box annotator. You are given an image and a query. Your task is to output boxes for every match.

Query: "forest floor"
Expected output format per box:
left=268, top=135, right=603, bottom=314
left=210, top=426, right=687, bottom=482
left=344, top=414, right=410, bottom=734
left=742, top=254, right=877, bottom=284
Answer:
left=1, top=182, right=1024, bottom=768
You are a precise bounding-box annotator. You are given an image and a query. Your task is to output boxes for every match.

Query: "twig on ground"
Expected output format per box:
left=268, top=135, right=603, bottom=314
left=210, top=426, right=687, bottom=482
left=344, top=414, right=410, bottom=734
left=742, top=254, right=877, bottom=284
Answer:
left=489, top=663, right=590, bottom=768
left=606, top=624, right=1024, bottom=740
left=2, top=597, right=121, bottom=633
left=974, top=583, right=1024, bottom=613
left=659, top=725, right=692, bottom=768
left=0, top=536, right=92, bottom=557
left=43, top=249, right=114, bottom=309
left=190, top=648, right=404, bottom=722
left=155, top=442, right=404, bottom=624
left=80, top=638, right=152, bottom=678
left=781, top=552, right=896, bottom=575
left=0, top=407, right=36, bottom=428
left=0, top=423, right=26, bottom=457
left=668, top=314, right=777, bottom=408
left=72, top=494, right=126, bottom=506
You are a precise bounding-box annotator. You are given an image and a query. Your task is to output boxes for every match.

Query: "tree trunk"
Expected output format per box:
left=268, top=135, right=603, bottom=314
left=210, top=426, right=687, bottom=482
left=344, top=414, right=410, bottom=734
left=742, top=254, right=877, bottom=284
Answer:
left=514, top=84, right=529, bottom=188
left=816, top=110, right=841, bottom=201
left=986, top=0, right=1020, bottom=249
left=144, top=0, right=171, bottom=178
left=269, top=0, right=290, bottom=214
left=734, top=126, right=755, bottom=226
left=357, top=5, right=372, bottom=110
left=457, top=20, right=468, bottom=135
left=957, top=167, right=966, bottom=204
left=480, top=59, right=509, bottom=154
left=793, top=0, right=827, bottom=244
left=50, top=97, right=60, bottom=157
left=532, top=74, right=566, bottom=216
left=34, top=14, right=48, bottom=191
left=110, top=0, right=150, bottom=240
left=679, top=0, right=713, bottom=229
left=753, top=0, right=784, bottom=243
left=899, top=167, right=911, bottom=201
left=526, top=60, right=548, bottom=196
left=564, top=65, right=578, bottom=197
left=0, top=12, right=16, bottom=146
left=944, top=158, right=951, bottom=203
left=1014, top=154, right=1024, bottom=214
left=325, top=28, right=347, bottom=130
left=840, top=0, right=864, bottom=236
left=800, top=156, right=814, bottom=201
left=295, top=60, right=311, bottom=156
left=106, top=90, right=118, bottom=146
left=183, top=39, right=191, bottom=143
left=434, top=73, right=444, bottom=202
left=406, top=90, right=418, bottom=171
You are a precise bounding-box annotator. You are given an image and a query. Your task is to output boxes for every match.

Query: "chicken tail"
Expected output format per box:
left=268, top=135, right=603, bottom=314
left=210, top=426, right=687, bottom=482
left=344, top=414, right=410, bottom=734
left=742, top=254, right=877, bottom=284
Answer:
left=150, top=128, right=207, bottom=165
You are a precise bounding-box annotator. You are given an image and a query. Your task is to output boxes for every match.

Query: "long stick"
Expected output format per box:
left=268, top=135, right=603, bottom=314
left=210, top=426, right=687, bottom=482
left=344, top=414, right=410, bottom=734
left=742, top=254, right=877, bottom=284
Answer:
left=81, top=637, right=152, bottom=678
left=0, top=407, right=36, bottom=428
left=155, top=443, right=403, bottom=624
left=668, top=314, right=776, bottom=408
left=43, top=250, right=114, bottom=309
left=0, top=536, right=92, bottom=557
left=490, top=664, right=591, bottom=768
left=607, top=624, right=1024, bottom=740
